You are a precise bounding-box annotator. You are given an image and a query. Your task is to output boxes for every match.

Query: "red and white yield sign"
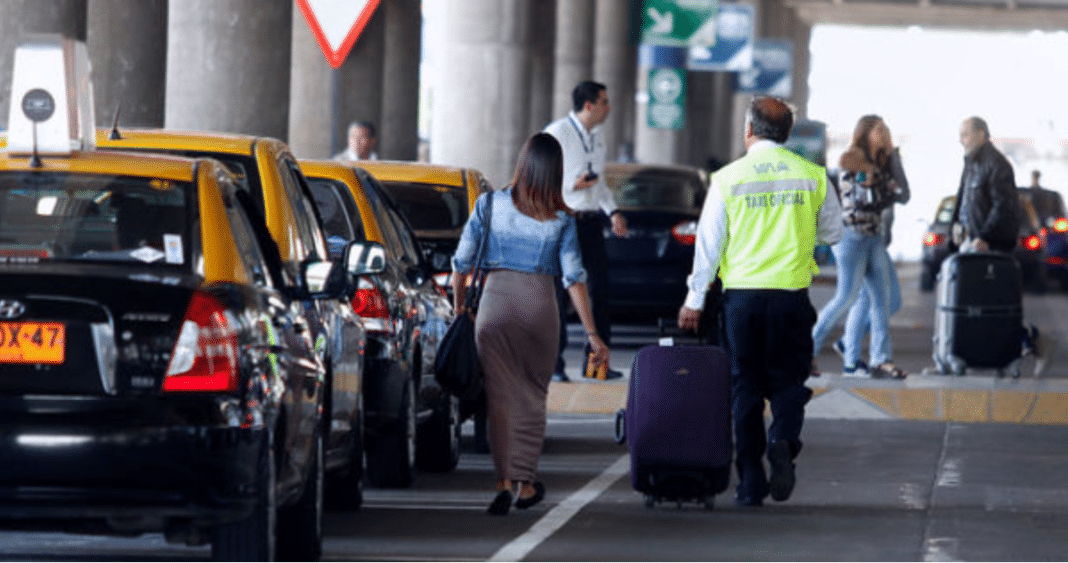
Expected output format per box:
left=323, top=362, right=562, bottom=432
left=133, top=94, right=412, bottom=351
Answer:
left=296, top=0, right=381, bottom=68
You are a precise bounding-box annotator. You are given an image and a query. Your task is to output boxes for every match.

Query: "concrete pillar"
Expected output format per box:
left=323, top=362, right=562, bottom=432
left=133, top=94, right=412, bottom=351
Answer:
left=527, top=0, right=557, bottom=134
left=430, top=0, right=534, bottom=187
left=552, top=0, right=595, bottom=119
left=288, top=5, right=334, bottom=159
left=594, top=0, right=637, bottom=162
left=0, top=0, right=86, bottom=129
left=380, top=0, right=421, bottom=161
left=87, top=0, right=167, bottom=128
left=331, top=8, right=386, bottom=156
left=165, top=0, right=292, bottom=139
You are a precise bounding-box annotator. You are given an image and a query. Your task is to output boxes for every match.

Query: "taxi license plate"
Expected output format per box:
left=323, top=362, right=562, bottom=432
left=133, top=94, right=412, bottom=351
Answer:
left=0, top=321, right=65, bottom=364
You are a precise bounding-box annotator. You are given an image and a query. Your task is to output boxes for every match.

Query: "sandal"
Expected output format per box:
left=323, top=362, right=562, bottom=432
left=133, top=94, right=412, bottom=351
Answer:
left=870, top=362, right=907, bottom=380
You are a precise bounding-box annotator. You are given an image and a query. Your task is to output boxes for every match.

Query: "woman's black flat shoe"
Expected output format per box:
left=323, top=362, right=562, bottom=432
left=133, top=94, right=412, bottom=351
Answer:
left=514, top=482, right=545, bottom=510
left=487, top=490, right=513, bottom=515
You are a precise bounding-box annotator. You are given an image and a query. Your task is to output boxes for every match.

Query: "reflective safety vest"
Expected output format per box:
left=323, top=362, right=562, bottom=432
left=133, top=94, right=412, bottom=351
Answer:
left=713, top=145, right=828, bottom=290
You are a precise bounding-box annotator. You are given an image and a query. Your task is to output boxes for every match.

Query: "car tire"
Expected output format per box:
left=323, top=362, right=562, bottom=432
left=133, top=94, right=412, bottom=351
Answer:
left=920, top=264, right=936, bottom=292
left=276, top=431, right=324, bottom=561
left=416, top=393, right=461, bottom=472
left=365, top=377, right=416, bottom=488
left=212, top=433, right=277, bottom=562
left=326, top=404, right=365, bottom=510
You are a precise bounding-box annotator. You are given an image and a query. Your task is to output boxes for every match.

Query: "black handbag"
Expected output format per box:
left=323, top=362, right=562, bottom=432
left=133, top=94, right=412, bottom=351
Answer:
left=434, top=192, right=493, bottom=400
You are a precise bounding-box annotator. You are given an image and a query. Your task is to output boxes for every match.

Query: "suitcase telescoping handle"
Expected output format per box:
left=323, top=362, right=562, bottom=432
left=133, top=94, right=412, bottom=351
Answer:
left=657, top=317, right=704, bottom=346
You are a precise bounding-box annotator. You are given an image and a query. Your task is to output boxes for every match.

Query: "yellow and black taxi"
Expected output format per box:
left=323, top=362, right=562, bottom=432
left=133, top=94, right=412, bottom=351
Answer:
left=355, top=161, right=493, bottom=292
left=97, top=124, right=370, bottom=506
left=0, top=37, right=373, bottom=560
left=300, top=160, right=459, bottom=484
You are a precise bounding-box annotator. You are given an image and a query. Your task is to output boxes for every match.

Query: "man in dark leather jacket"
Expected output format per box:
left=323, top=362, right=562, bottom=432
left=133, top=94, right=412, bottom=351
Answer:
left=951, top=116, right=1019, bottom=252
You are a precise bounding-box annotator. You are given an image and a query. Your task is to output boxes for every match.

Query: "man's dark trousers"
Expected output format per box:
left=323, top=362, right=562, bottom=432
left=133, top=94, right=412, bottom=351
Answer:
left=555, top=212, right=612, bottom=373
left=721, top=288, right=815, bottom=497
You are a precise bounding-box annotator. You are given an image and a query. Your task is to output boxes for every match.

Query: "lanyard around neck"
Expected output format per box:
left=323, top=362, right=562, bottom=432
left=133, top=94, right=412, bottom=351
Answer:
left=568, top=114, right=593, bottom=155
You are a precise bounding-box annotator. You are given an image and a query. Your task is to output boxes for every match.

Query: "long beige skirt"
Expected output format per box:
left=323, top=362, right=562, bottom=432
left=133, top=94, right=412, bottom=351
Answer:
left=475, top=269, right=559, bottom=483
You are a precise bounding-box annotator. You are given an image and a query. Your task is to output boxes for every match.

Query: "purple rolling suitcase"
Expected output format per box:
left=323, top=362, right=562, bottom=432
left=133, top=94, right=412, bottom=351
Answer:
left=617, top=321, right=732, bottom=509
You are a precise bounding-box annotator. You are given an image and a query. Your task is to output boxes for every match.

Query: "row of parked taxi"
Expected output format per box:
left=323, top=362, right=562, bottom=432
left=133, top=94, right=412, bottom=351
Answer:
left=0, top=37, right=490, bottom=561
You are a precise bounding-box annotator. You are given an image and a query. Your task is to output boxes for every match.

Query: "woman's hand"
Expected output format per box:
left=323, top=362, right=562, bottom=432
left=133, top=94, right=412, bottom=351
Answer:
left=587, top=333, right=610, bottom=368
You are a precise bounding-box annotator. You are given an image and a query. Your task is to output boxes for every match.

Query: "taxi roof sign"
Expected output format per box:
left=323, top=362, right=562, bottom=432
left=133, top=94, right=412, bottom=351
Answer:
left=7, top=35, right=96, bottom=156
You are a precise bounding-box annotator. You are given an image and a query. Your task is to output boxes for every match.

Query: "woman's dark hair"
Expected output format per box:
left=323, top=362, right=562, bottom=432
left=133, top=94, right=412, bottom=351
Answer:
left=850, top=114, right=889, bottom=167
left=510, top=133, right=570, bottom=220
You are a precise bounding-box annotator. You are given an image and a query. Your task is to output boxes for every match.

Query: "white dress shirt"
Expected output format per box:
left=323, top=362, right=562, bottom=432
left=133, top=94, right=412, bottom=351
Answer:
left=543, top=112, right=618, bottom=215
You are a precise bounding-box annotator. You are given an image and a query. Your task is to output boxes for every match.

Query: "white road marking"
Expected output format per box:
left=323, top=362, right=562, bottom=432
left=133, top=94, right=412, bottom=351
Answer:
left=488, top=454, right=630, bottom=562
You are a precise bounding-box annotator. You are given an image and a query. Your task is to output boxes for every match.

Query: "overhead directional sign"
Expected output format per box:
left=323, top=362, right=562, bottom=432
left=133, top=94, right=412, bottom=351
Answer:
left=687, top=3, right=754, bottom=72
left=736, top=39, right=793, bottom=97
left=296, top=0, right=381, bottom=68
left=647, top=67, right=687, bottom=130
left=640, top=0, right=719, bottom=47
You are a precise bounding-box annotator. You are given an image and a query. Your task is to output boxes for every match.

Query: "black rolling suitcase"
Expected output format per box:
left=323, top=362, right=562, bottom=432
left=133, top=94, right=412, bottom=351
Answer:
left=614, top=320, right=731, bottom=509
left=933, top=252, right=1024, bottom=377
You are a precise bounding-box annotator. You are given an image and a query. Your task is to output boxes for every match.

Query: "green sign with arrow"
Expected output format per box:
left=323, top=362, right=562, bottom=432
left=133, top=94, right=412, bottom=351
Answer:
left=640, top=0, right=719, bottom=47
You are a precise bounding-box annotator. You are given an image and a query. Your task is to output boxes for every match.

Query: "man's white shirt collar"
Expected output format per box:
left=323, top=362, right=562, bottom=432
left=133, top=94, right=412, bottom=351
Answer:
left=746, top=139, right=782, bottom=154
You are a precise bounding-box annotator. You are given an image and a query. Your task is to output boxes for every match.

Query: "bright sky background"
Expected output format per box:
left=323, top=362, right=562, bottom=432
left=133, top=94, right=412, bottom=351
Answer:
left=807, top=25, right=1068, bottom=260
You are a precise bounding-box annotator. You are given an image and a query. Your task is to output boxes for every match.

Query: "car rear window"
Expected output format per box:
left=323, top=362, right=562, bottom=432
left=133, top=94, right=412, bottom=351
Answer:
left=0, top=172, right=193, bottom=266
left=935, top=197, right=956, bottom=224
left=606, top=169, right=703, bottom=209
left=379, top=181, right=468, bottom=233
left=1023, top=189, right=1066, bottom=220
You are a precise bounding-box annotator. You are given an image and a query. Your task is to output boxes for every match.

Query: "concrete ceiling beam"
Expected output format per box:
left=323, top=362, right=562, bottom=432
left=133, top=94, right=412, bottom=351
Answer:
left=785, top=0, right=1068, bottom=30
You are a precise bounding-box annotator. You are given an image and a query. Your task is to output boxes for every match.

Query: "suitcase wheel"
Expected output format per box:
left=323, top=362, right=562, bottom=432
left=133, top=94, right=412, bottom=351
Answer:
left=613, top=409, right=626, bottom=445
left=703, top=494, right=715, bottom=511
left=643, top=494, right=655, bottom=509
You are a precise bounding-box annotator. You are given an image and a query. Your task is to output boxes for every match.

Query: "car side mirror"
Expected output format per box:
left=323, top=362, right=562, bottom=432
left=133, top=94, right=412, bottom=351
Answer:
left=303, top=259, right=347, bottom=299
left=345, top=241, right=387, bottom=276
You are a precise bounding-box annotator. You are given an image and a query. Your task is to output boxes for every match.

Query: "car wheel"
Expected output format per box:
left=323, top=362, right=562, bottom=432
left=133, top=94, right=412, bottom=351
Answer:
left=212, top=433, right=277, bottom=562
left=365, top=377, right=416, bottom=488
left=326, top=403, right=364, bottom=510
left=920, top=264, right=936, bottom=292
left=276, top=431, right=324, bottom=561
left=416, top=393, right=461, bottom=472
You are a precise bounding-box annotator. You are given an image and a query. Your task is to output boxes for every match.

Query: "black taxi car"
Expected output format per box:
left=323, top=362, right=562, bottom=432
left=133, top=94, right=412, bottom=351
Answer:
left=301, top=160, right=459, bottom=484
left=96, top=128, right=370, bottom=507
left=0, top=37, right=369, bottom=561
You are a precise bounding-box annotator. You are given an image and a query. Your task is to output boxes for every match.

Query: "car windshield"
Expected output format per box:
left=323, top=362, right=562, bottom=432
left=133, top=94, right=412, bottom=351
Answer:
left=380, top=181, right=468, bottom=233
left=606, top=169, right=703, bottom=209
left=1023, top=189, right=1066, bottom=220
left=0, top=172, right=193, bottom=266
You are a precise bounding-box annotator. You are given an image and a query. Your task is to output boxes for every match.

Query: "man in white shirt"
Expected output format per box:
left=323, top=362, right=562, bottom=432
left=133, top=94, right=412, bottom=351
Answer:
left=544, top=81, right=628, bottom=381
left=334, top=121, right=379, bottom=161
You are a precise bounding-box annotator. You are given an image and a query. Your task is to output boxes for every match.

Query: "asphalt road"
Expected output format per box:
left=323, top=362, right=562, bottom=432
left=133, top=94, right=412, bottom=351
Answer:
left=4, top=261, right=1068, bottom=561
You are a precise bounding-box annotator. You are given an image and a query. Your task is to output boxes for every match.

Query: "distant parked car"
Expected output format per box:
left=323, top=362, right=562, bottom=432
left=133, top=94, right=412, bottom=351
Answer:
left=1018, top=186, right=1068, bottom=290
left=356, top=161, right=493, bottom=296
left=920, top=194, right=1047, bottom=292
left=602, top=162, right=706, bottom=319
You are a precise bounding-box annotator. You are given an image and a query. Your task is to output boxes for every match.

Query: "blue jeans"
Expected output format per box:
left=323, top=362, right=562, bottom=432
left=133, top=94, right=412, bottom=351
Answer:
left=812, top=229, right=894, bottom=367
left=842, top=247, right=901, bottom=367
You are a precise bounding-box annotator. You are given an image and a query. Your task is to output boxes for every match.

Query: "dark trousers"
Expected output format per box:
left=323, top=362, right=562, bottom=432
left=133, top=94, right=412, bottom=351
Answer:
left=556, top=213, right=612, bottom=372
left=721, top=288, right=815, bottom=495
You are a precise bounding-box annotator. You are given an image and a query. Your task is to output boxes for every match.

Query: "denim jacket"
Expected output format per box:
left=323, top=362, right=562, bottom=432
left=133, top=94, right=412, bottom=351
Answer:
left=451, top=189, right=587, bottom=288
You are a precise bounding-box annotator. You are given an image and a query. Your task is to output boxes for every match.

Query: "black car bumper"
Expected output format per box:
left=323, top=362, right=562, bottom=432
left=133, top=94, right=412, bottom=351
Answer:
left=0, top=404, right=267, bottom=532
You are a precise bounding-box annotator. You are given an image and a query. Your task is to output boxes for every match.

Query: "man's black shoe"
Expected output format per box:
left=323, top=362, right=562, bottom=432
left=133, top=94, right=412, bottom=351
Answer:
left=734, top=493, right=764, bottom=507
left=768, top=440, right=796, bottom=502
left=604, top=368, right=624, bottom=380
left=552, top=371, right=570, bottom=383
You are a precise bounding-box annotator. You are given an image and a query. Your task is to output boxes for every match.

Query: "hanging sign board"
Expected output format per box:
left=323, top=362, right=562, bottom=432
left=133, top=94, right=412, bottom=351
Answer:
left=296, top=0, right=381, bottom=68
left=686, top=3, right=754, bottom=72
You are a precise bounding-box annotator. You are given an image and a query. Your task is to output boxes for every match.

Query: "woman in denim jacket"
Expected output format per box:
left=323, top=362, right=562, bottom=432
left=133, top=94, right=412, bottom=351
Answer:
left=452, top=133, right=609, bottom=515
left=812, top=115, right=907, bottom=380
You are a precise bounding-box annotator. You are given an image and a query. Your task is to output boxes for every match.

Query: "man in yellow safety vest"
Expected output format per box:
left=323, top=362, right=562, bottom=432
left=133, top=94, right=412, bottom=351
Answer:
left=678, top=97, right=842, bottom=507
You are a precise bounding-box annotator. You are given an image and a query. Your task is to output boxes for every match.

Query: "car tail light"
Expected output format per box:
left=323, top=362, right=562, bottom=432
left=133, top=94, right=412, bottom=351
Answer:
left=922, top=233, right=945, bottom=247
left=671, top=221, right=697, bottom=246
left=163, top=292, right=239, bottom=393
left=1048, top=256, right=1066, bottom=266
left=351, top=278, right=390, bottom=320
left=1024, top=234, right=1042, bottom=251
left=1055, top=218, right=1068, bottom=233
